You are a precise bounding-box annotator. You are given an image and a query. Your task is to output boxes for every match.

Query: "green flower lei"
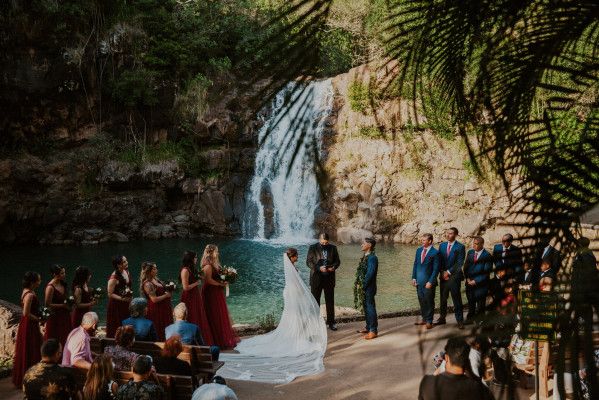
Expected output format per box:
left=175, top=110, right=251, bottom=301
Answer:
left=353, top=253, right=372, bottom=313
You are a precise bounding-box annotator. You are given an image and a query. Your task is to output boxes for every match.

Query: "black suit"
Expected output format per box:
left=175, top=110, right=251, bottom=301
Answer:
left=492, top=244, right=523, bottom=280
left=538, top=245, right=562, bottom=274
left=307, top=243, right=340, bottom=325
left=521, top=268, right=540, bottom=288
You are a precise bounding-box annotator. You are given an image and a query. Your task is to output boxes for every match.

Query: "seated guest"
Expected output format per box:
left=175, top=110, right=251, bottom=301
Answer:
left=153, top=335, right=192, bottom=376
left=419, top=338, right=494, bottom=400
left=191, top=376, right=238, bottom=400
left=83, top=354, right=119, bottom=400
left=104, top=326, right=139, bottom=372
left=116, top=355, right=164, bottom=400
left=165, top=303, right=220, bottom=361
left=23, top=339, right=78, bottom=400
left=122, top=298, right=158, bottom=342
left=63, top=311, right=98, bottom=370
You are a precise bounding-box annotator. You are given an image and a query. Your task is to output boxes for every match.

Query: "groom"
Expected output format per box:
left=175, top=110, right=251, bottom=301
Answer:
left=307, top=232, right=341, bottom=331
left=357, top=237, right=378, bottom=340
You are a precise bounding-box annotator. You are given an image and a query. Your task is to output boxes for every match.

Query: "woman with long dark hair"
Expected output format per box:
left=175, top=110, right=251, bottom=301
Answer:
left=140, top=262, right=172, bottom=341
left=72, top=266, right=96, bottom=327
left=83, top=354, right=118, bottom=400
left=201, top=244, right=239, bottom=349
left=44, top=265, right=72, bottom=346
left=179, top=250, right=213, bottom=345
left=106, top=255, right=132, bottom=338
left=12, top=271, right=43, bottom=388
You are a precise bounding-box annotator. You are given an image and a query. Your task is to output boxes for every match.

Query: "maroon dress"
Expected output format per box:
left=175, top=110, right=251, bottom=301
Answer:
left=106, top=271, right=132, bottom=338
left=180, top=266, right=213, bottom=345
left=201, top=265, right=239, bottom=349
left=71, top=285, right=92, bottom=327
left=43, top=283, right=72, bottom=346
left=12, top=290, right=42, bottom=388
left=144, top=280, right=173, bottom=341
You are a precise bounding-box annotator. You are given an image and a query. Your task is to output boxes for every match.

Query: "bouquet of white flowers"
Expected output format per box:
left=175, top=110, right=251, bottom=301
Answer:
left=220, top=266, right=238, bottom=297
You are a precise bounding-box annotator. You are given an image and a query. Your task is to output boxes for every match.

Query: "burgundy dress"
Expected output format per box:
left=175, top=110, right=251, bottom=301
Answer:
left=201, top=266, right=239, bottom=349
left=71, top=285, right=92, bottom=327
left=106, top=271, right=132, bottom=338
left=43, top=283, right=72, bottom=346
left=144, top=280, right=173, bottom=341
left=12, top=290, right=42, bottom=388
left=180, top=266, right=213, bottom=345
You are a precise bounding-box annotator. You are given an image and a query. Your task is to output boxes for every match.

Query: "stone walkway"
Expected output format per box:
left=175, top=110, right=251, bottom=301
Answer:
left=0, top=315, right=532, bottom=400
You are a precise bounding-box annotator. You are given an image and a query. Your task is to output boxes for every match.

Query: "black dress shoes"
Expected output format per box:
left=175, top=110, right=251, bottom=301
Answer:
left=328, top=324, right=338, bottom=331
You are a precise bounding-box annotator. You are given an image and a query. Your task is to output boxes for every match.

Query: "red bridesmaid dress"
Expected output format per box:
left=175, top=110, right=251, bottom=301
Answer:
left=106, top=271, right=132, bottom=338
left=144, top=280, right=173, bottom=341
left=71, top=285, right=92, bottom=327
left=180, top=266, right=213, bottom=345
left=201, top=265, right=239, bottom=349
left=43, top=283, right=72, bottom=346
left=12, top=290, right=42, bottom=388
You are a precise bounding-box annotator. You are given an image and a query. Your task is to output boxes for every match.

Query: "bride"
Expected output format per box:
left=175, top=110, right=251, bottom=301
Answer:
left=218, top=248, right=327, bottom=383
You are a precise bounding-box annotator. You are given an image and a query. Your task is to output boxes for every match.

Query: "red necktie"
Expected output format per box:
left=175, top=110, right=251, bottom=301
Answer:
left=421, top=248, right=428, bottom=263
left=474, top=252, right=478, bottom=263
left=447, top=243, right=452, bottom=256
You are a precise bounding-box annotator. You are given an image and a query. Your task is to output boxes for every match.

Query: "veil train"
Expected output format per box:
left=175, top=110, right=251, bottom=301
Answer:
left=218, top=253, right=327, bottom=383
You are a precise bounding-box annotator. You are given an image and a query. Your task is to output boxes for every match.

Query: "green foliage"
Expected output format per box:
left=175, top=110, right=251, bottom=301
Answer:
left=256, top=312, right=277, bottom=332
left=348, top=80, right=369, bottom=113
left=174, top=74, right=213, bottom=123
left=318, top=28, right=357, bottom=76
left=358, top=126, right=384, bottom=139
left=110, top=69, right=159, bottom=108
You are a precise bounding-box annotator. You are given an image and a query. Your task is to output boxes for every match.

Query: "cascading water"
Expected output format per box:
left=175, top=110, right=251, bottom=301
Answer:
left=242, top=79, right=334, bottom=243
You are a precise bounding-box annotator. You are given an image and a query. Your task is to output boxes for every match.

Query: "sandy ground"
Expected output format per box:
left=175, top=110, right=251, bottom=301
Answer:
left=0, top=315, right=532, bottom=400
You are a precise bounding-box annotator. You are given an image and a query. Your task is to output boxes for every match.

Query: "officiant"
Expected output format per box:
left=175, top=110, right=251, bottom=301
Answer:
left=307, top=232, right=341, bottom=331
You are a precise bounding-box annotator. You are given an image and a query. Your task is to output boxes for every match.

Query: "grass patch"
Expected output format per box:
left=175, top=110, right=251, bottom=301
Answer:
left=358, top=126, right=385, bottom=139
left=256, top=312, right=277, bottom=332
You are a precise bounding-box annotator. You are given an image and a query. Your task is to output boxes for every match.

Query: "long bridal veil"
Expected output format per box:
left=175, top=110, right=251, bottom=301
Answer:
left=218, top=253, right=327, bottom=383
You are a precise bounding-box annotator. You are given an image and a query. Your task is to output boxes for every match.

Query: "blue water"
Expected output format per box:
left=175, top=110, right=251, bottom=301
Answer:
left=0, top=239, right=419, bottom=324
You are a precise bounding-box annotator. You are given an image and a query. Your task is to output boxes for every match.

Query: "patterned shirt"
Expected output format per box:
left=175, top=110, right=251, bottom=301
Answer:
left=116, top=379, right=164, bottom=400
left=22, top=362, right=77, bottom=400
left=104, top=345, right=139, bottom=372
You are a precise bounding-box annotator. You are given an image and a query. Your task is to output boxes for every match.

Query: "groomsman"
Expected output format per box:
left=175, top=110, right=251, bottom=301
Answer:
left=412, top=233, right=440, bottom=329
left=464, top=236, right=493, bottom=322
left=307, top=232, right=341, bottom=331
left=358, top=237, right=378, bottom=340
left=435, top=227, right=466, bottom=329
left=492, top=234, right=523, bottom=280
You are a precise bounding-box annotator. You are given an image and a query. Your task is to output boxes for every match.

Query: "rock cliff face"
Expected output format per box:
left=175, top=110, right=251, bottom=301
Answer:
left=320, top=65, right=512, bottom=245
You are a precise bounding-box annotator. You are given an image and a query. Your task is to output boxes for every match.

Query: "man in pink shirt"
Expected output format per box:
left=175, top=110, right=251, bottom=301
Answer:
left=62, top=311, right=98, bottom=370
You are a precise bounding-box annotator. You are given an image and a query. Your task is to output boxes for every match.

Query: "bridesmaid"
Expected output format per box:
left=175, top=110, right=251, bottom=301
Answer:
left=71, top=266, right=96, bottom=327
left=140, top=262, right=173, bottom=341
left=12, top=271, right=43, bottom=388
left=179, top=250, right=213, bottom=345
left=200, top=244, right=239, bottom=349
left=44, top=265, right=72, bottom=346
left=106, top=255, right=132, bottom=338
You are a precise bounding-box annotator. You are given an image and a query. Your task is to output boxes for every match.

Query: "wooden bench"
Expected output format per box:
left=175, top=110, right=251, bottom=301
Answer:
left=514, top=341, right=552, bottom=399
left=91, top=337, right=224, bottom=383
left=71, top=368, right=196, bottom=400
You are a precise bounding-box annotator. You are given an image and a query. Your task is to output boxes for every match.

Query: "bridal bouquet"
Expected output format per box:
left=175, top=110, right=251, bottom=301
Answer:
left=92, top=287, right=104, bottom=300
left=220, top=266, right=238, bottom=297
left=64, top=295, right=76, bottom=308
left=39, top=306, right=52, bottom=324
left=121, top=287, right=133, bottom=298
left=164, top=280, right=178, bottom=292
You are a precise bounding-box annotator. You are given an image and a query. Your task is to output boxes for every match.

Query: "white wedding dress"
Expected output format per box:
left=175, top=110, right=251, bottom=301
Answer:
left=218, top=253, right=327, bottom=383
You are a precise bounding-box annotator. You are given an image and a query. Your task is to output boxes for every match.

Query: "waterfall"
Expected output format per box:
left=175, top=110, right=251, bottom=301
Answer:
left=242, top=79, right=334, bottom=243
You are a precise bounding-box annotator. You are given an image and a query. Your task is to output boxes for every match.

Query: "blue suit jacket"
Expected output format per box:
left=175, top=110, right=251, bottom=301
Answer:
left=165, top=320, right=204, bottom=346
left=122, top=316, right=158, bottom=342
left=363, top=253, right=378, bottom=294
left=463, top=249, right=493, bottom=299
left=438, top=241, right=466, bottom=280
left=412, top=246, right=440, bottom=286
left=492, top=244, right=523, bottom=275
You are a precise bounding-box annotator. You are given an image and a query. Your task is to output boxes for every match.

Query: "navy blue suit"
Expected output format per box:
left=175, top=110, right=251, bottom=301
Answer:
left=122, top=316, right=158, bottom=342
left=492, top=244, right=523, bottom=279
left=362, top=253, right=378, bottom=333
left=464, top=249, right=493, bottom=320
left=412, top=246, right=440, bottom=323
left=438, top=241, right=466, bottom=322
